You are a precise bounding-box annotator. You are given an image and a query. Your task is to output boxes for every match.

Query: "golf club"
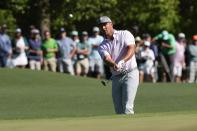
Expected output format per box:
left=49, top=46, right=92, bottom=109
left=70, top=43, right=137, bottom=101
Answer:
left=100, top=65, right=128, bottom=87
left=100, top=75, right=113, bottom=87
left=101, top=79, right=110, bottom=86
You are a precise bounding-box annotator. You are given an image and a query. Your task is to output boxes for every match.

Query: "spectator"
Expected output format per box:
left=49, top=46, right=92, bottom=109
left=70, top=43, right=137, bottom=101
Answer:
left=139, top=41, right=155, bottom=83
left=41, top=30, right=58, bottom=72
left=153, top=30, right=176, bottom=82
left=135, top=36, right=143, bottom=67
left=143, top=33, right=158, bottom=82
left=57, top=28, right=76, bottom=75
left=173, top=33, right=186, bottom=83
left=28, top=29, right=43, bottom=70
left=12, top=28, right=29, bottom=68
left=75, top=31, right=91, bottom=76
left=0, top=24, right=12, bottom=67
left=71, top=30, right=80, bottom=44
left=71, top=30, right=80, bottom=73
left=188, top=35, right=197, bottom=83
left=88, top=26, right=104, bottom=79
left=143, top=33, right=159, bottom=60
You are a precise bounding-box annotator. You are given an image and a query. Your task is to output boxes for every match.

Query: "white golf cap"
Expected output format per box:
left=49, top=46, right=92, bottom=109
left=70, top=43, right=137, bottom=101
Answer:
left=144, top=41, right=150, bottom=46
left=82, top=31, right=88, bottom=36
left=162, top=30, right=168, bottom=36
left=135, top=36, right=141, bottom=42
left=60, top=27, right=66, bottom=32
left=97, top=16, right=112, bottom=24
left=31, top=29, right=39, bottom=34
left=15, top=28, right=22, bottom=33
left=178, top=32, right=185, bottom=39
left=93, top=26, right=99, bottom=32
left=71, top=30, right=78, bottom=36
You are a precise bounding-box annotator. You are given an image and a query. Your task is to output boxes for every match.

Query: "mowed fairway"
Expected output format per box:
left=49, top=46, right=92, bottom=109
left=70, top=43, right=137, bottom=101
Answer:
left=0, top=68, right=197, bottom=131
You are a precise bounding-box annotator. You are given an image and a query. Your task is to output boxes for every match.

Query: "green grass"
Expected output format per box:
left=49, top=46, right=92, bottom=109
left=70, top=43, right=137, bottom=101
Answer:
left=0, top=68, right=113, bottom=119
left=0, top=113, right=197, bottom=131
left=0, top=68, right=197, bottom=131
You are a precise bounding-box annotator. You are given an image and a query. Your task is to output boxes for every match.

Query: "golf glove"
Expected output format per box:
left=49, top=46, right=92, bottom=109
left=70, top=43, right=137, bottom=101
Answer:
left=117, top=60, right=125, bottom=71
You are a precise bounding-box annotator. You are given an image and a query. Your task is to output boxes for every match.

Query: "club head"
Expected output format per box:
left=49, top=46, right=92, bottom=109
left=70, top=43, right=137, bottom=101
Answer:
left=101, top=80, right=106, bottom=86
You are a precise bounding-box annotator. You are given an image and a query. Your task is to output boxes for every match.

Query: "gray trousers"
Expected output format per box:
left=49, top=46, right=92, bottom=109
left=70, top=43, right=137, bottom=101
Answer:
left=189, top=61, right=197, bottom=83
left=112, top=69, right=139, bottom=114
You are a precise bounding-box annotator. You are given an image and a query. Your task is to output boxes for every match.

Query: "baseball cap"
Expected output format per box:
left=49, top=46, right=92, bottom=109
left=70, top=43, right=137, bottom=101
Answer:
left=31, top=29, right=39, bottom=34
left=15, top=28, right=22, bottom=33
left=82, top=31, right=88, bottom=36
left=93, top=26, right=99, bottom=32
left=178, top=33, right=185, bottom=39
left=71, top=30, right=78, bottom=36
left=162, top=30, right=169, bottom=40
left=60, top=27, right=66, bottom=32
left=135, top=36, right=141, bottom=42
left=162, top=30, right=168, bottom=36
left=193, top=35, right=197, bottom=41
left=144, top=41, right=150, bottom=46
left=97, top=16, right=112, bottom=24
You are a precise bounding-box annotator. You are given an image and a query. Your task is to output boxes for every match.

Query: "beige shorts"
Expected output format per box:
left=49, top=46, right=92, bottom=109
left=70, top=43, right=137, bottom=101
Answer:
left=76, top=58, right=89, bottom=75
left=43, top=57, right=57, bottom=72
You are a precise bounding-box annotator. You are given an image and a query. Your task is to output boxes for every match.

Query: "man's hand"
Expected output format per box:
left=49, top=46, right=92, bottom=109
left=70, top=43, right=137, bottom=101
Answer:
left=113, top=63, right=119, bottom=71
left=117, top=60, right=125, bottom=71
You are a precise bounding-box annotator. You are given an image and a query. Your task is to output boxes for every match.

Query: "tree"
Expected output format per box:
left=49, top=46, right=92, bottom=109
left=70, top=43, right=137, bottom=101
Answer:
left=179, top=0, right=197, bottom=37
left=1, top=0, right=195, bottom=38
left=112, top=0, right=180, bottom=35
left=50, top=0, right=117, bottom=34
left=0, top=0, right=28, bottom=34
left=0, top=9, right=16, bottom=34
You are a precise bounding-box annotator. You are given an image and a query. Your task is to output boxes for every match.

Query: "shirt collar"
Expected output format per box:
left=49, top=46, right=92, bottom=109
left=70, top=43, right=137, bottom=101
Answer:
left=113, top=30, right=118, bottom=39
left=105, top=29, right=118, bottom=42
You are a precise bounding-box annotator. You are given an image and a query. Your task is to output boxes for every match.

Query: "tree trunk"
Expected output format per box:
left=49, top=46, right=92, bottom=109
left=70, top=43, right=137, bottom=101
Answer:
left=38, top=0, right=50, bottom=37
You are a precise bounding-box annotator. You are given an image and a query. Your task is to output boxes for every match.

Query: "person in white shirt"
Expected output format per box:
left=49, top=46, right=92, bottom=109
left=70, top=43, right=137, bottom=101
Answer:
left=88, top=27, right=104, bottom=79
left=139, top=41, right=155, bottom=82
left=173, top=33, right=186, bottom=83
left=98, top=16, right=139, bottom=115
left=12, top=28, right=28, bottom=68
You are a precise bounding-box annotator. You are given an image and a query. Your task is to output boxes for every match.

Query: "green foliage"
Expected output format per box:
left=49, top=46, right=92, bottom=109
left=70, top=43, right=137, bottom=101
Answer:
left=0, top=0, right=28, bottom=13
left=50, top=0, right=117, bottom=32
left=48, top=0, right=180, bottom=35
left=179, top=0, right=197, bottom=37
left=0, top=0, right=196, bottom=36
left=0, top=9, right=16, bottom=33
left=113, top=0, right=180, bottom=34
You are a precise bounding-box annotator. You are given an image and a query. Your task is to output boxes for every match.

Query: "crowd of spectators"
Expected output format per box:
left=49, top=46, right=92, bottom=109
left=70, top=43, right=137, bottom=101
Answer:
left=135, top=31, right=197, bottom=83
left=0, top=24, right=197, bottom=83
left=0, top=25, right=105, bottom=79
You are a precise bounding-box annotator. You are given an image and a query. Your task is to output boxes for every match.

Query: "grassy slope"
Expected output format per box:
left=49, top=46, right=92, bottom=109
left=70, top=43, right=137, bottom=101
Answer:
left=0, top=68, right=197, bottom=131
left=0, top=68, right=197, bottom=119
left=0, top=69, right=113, bottom=119
left=0, top=113, right=197, bottom=131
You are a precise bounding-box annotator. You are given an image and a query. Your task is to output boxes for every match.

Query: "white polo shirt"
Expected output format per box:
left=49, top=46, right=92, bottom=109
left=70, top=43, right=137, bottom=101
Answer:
left=98, top=30, right=137, bottom=75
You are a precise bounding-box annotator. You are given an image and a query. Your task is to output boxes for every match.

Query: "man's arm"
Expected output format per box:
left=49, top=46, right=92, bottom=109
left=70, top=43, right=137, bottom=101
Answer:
left=104, top=55, right=119, bottom=71
left=161, top=42, right=173, bottom=48
left=98, top=43, right=119, bottom=71
left=122, top=44, right=136, bottom=62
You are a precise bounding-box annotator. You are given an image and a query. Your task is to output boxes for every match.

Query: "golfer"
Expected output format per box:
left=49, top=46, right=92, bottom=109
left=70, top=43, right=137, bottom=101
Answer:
left=98, top=16, right=139, bottom=114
